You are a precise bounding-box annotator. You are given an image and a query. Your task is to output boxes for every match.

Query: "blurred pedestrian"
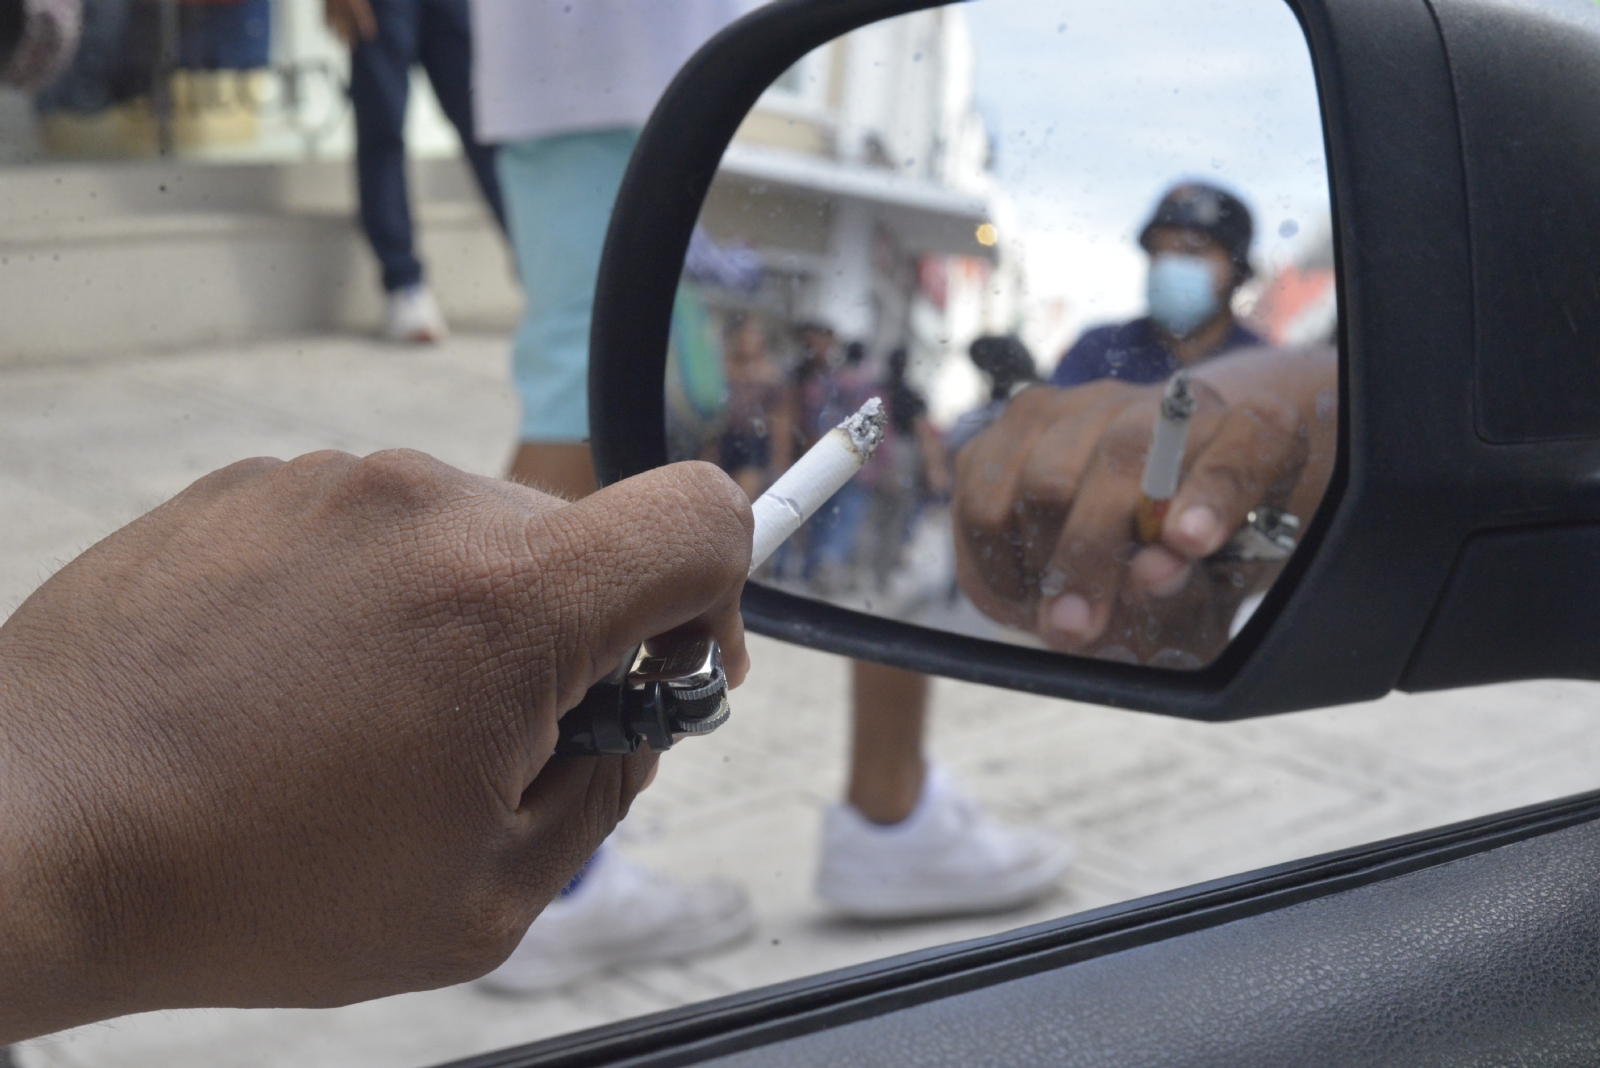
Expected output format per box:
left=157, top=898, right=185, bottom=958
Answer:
left=947, top=334, right=1039, bottom=455
left=473, top=0, right=760, bottom=501
left=718, top=312, right=791, bottom=501
left=469, top=0, right=762, bottom=995
left=804, top=340, right=878, bottom=590
left=326, top=0, right=505, bottom=342
left=1052, top=180, right=1260, bottom=386
left=859, top=347, right=949, bottom=589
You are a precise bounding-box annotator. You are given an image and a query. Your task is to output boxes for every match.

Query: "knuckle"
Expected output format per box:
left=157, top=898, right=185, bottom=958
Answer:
left=282, top=448, right=358, bottom=477
left=1193, top=455, right=1260, bottom=501
left=181, top=455, right=285, bottom=497
left=1018, top=448, right=1083, bottom=500
left=676, top=460, right=755, bottom=538
left=659, top=463, right=755, bottom=582
left=960, top=488, right=1012, bottom=532
left=335, top=448, right=448, bottom=514
left=220, top=455, right=283, bottom=478
left=1094, top=425, right=1149, bottom=476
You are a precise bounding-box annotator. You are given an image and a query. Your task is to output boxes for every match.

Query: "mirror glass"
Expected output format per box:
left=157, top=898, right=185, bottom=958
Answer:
left=672, top=0, right=1337, bottom=669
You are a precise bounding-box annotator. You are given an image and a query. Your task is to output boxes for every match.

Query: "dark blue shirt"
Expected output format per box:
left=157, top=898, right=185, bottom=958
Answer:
left=1049, top=317, right=1263, bottom=387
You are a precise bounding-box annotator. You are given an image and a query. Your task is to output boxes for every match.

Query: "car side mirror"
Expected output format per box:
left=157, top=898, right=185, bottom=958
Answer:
left=589, top=0, right=1600, bottom=722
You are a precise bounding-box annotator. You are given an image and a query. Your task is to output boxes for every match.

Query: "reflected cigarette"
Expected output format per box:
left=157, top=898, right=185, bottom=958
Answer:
left=748, top=398, right=887, bottom=574
left=1134, top=371, right=1195, bottom=544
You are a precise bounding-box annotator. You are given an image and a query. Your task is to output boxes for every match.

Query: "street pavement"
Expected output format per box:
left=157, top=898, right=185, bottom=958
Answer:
left=8, top=335, right=1600, bottom=1068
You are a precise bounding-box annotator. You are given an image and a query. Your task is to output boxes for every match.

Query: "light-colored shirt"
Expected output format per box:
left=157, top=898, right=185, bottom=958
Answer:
left=471, top=0, right=762, bottom=144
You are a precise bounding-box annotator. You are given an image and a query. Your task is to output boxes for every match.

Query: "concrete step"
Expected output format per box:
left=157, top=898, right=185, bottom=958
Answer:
left=0, top=157, right=520, bottom=362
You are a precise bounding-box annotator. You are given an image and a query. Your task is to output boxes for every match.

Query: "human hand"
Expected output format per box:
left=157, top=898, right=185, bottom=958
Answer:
left=323, top=0, right=377, bottom=44
left=953, top=346, right=1336, bottom=664
left=0, top=452, right=750, bottom=1043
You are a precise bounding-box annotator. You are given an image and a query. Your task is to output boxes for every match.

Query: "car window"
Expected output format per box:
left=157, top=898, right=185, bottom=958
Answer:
left=5, top=2, right=1600, bottom=1067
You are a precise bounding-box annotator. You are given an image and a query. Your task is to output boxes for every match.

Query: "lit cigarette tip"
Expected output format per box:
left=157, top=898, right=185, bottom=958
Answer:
left=1159, top=370, right=1195, bottom=423
left=747, top=398, right=887, bottom=575
left=839, top=397, right=887, bottom=460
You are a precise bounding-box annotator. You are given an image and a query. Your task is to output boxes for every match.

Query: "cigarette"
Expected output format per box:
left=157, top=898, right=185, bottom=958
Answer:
left=748, top=398, right=887, bottom=574
left=1134, top=372, right=1195, bottom=544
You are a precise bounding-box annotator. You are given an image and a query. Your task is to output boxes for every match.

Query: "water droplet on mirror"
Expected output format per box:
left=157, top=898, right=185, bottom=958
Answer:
left=1316, top=388, right=1337, bottom=421
left=1279, top=219, right=1299, bottom=238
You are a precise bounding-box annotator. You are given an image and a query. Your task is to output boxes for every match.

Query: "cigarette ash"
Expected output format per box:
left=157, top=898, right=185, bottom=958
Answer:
left=1160, top=372, right=1195, bottom=422
left=839, top=397, right=887, bottom=458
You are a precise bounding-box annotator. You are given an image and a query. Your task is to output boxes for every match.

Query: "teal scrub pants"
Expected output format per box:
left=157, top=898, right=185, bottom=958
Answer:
left=497, top=127, right=641, bottom=443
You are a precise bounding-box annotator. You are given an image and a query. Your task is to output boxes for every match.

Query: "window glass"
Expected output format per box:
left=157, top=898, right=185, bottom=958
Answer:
left=6, top=3, right=1600, bottom=1067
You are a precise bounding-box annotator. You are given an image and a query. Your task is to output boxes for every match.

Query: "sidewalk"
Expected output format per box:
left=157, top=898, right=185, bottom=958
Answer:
left=9, top=335, right=1600, bottom=1068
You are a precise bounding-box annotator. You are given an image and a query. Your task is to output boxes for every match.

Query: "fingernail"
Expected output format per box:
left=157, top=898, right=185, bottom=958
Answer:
left=1048, top=594, right=1093, bottom=637
left=1175, top=506, right=1221, bottom=548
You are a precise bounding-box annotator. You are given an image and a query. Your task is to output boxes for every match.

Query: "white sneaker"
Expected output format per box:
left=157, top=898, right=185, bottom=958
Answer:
left=816, top=765, right=1074, bottom=919
left=383, top=283, right=448, bottom=343
left=477, top=849, right=755, bottom=995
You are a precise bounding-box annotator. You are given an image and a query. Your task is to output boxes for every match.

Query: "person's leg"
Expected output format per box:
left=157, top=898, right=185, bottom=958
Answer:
left=478, top=130, right=758, bottom=996
left=847, top=660, right=928, bottom=824
left=415, top=0, right=507, bottom=233
left=819, top=660, right=1074, bottom=919
left=349, top=0, right=423, bottom=294
left=508, top=441, right=597, bottom=500
left=497, top=129, right=640, bottom=491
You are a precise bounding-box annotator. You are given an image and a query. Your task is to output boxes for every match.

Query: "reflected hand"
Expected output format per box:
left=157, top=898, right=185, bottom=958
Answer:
left=953, top=346, right=1336, bottom=665
left=0, top=454, right=750, bottom=1043
left=324, top=0, right=377, bottom=43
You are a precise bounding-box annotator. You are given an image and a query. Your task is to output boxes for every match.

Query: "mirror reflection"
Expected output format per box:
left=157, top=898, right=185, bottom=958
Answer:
left=671, top=0, right=1337, bottom=669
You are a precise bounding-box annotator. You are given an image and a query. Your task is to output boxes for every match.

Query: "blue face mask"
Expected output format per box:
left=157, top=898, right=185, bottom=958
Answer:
left=1146, top=254, right=1220, bottom=338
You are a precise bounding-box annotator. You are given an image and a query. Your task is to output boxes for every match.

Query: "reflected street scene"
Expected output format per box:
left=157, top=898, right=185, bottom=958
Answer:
left=671, top=0, right=1338, bottom=668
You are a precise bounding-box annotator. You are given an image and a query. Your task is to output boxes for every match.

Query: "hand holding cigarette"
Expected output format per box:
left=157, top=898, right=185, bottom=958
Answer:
left=953, top=346, right=1336, bottom=660
left=1135, top=370, right=1299, bottom=562
left=558, top=400, right=888, bottom=755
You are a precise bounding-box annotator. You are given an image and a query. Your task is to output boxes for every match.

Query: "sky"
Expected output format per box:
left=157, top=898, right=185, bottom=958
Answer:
left=961, top=0, right=1332, bottom=353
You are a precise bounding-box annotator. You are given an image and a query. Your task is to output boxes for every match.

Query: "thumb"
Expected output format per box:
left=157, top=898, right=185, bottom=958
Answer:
left=529, top=462, right=753, bottom=714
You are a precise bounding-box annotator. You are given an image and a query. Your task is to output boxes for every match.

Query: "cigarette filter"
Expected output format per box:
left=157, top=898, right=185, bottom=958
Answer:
left=1135, top=372, right=1195, bottom=543
left=749, top=398, right=886, bottom=573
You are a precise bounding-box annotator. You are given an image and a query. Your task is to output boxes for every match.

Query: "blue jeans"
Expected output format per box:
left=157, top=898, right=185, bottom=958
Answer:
left=349, top=0, right=505, bottom=293
left=806, top=482, right=872, bottom=578
left=498, top=128, right=640, bottom=443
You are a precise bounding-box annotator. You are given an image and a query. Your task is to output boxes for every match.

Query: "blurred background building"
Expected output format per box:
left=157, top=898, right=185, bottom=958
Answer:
left=695, top=7, right=1027, bottom=422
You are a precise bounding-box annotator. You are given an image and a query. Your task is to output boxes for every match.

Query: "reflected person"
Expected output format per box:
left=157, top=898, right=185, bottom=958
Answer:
left=717, top=313, right=792, bottom=501
left=775, top=336, right=1072, bottom=919
left=953, top=182, right=1338, bottom=664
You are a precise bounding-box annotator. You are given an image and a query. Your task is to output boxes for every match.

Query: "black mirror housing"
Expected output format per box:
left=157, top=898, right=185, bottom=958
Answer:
left=590, top=0, right=1600, bottom=720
